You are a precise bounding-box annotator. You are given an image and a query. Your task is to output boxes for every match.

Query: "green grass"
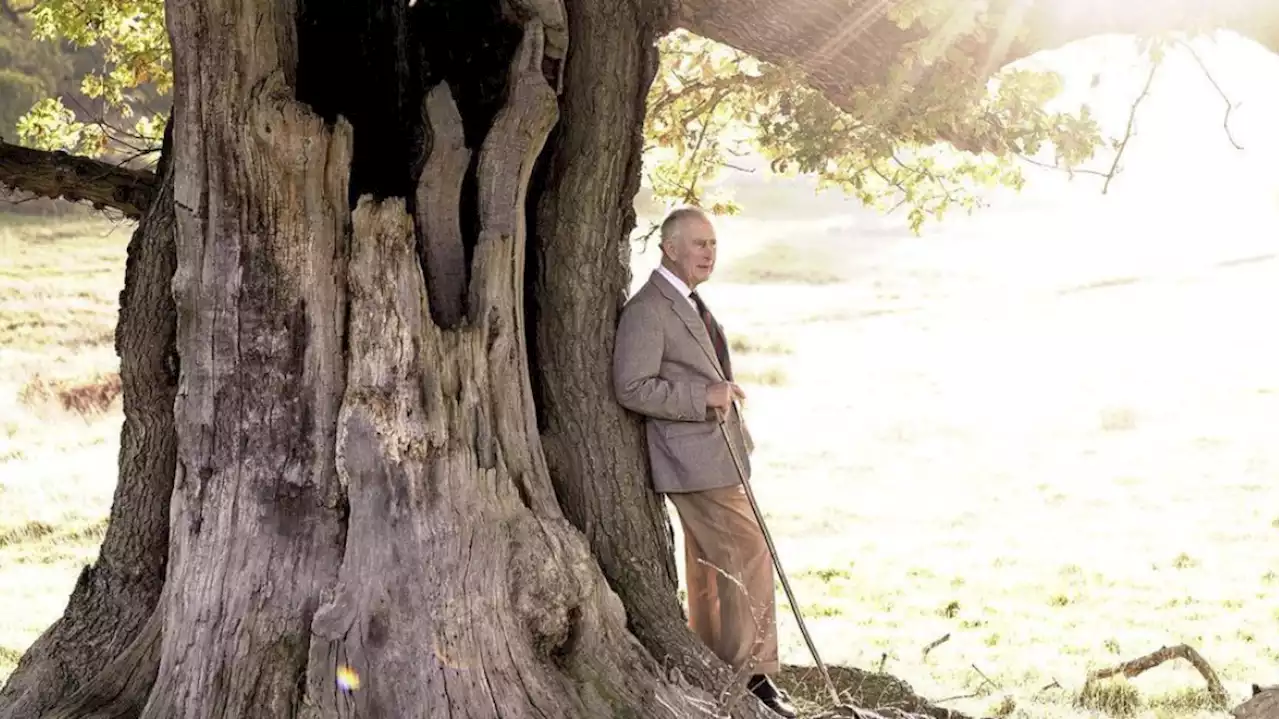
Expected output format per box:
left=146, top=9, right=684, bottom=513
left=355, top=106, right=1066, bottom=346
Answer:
left=3, top=212, right=1278, bottom=719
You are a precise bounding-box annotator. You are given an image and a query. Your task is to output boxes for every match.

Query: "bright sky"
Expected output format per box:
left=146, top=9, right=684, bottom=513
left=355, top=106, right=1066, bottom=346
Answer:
left=1014, top=31, right=1278, bottom=208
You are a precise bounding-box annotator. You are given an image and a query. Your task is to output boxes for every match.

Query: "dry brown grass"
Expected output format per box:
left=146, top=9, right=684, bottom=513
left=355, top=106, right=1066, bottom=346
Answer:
left=1, top=214, right=131, bottom=679
left=19, top=372, right=122, bottom=415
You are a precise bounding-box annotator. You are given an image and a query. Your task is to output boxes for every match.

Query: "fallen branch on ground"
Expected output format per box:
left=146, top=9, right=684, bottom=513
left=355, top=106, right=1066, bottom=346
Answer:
left=970, top=664, right=1002, bottom=692
left=1082, top=643, right=1229, bottom=708
left=933, top=691, right=981, bottom=704
left=921, top=633, right=950, bottom=661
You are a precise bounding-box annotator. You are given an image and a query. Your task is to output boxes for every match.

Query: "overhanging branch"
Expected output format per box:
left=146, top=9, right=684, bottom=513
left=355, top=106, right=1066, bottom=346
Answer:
left=0, top=141, right=157, bottom=219
left=676, top=0, right=1279, bottom=131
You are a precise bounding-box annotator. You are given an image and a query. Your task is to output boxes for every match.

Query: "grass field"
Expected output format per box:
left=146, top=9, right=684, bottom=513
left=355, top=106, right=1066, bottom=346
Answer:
left=1, top=185, right=1277, bottom=719
left=0, top=213, right=128, bottom=676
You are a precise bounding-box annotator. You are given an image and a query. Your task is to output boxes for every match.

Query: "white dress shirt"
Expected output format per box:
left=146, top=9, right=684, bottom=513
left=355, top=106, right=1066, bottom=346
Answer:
left=657, top=264, right=697, bottom=309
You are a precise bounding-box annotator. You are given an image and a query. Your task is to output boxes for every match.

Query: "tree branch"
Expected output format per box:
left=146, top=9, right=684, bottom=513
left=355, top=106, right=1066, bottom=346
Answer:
left=1083, top=643, right=1229, bottom=709
left=1177, top=39, right=1245, bottom=149
left=1016, top=153, right=1114, bottom=178
left=0, top=141, right=157, bottom=219
left=1102, top=55, right=1161, bottom=194
left=677, top=0, right=1278, bottom=141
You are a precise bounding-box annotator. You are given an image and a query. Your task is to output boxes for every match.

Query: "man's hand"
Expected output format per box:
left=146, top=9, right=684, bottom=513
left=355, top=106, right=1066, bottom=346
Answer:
left=705, top=382, right=745, bottom=412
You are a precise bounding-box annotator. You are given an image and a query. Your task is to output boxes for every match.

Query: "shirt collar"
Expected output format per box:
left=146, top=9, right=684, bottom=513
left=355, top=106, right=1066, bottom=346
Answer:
left=656, top=264, right=696, bottom=305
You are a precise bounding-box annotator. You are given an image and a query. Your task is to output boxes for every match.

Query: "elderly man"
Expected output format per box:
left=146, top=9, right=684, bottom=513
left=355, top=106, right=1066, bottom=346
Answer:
left=612, top=207, right=796, bottom=718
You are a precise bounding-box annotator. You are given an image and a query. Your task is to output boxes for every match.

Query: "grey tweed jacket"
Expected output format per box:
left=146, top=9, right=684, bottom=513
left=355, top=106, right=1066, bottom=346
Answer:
left=612, top=270, right=754, bottom=493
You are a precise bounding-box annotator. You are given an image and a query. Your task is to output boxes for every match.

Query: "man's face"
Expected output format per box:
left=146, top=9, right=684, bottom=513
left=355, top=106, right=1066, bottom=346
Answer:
left=664, top=217, right=717, bottom=287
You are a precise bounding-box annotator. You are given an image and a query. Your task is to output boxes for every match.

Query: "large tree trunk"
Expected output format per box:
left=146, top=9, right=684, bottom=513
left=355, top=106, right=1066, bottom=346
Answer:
left=0, top=128, right=178, bottom=719
left=36, top=0, right=758, bottom=715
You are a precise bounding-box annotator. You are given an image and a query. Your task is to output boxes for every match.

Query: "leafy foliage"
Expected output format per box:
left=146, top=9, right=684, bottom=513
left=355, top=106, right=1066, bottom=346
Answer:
left=14, top=0, right=167, bottom=160
left=0, top=17, right=73, bottom=141
left=644, top=24, right=1109, bottom=233
left=14, top=0, right=1128, bottom=229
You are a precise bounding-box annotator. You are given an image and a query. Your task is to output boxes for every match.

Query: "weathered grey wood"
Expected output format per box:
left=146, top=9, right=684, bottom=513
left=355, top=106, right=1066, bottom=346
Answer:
left=144, top=0, right=353, bottom=713
left=298, top=21, right=701, bottom=716
left=415, top=82, right=471, bottom=329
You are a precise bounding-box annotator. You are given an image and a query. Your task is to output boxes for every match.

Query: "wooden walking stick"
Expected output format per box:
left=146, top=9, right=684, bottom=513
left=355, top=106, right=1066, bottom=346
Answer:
left=718, top=409, right=842, bottom=707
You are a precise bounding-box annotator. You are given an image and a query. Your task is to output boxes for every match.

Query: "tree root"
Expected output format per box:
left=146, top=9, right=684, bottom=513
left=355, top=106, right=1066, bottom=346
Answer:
left=1232, top=684, right=1278, bottom=719
left=778, top=664, right=977, bottom=719
left=41, top=608, right=163, bottom=719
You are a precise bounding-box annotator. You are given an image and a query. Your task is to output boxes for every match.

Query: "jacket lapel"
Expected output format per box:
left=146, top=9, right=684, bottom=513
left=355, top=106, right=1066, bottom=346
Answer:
left=649, top=271, right=725, bottom=381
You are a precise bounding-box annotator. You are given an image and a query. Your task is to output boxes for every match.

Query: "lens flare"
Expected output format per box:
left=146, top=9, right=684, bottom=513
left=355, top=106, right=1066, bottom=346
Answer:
left=336, top=665, right=361, bottom=692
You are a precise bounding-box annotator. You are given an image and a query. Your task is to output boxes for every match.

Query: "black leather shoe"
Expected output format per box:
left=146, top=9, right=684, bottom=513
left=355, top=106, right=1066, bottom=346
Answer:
left=748, top=674, right=797, bottom=718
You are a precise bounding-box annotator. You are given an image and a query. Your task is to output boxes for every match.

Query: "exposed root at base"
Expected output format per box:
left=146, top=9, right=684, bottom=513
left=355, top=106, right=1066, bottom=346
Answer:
left=777, top=664, right=976, bottom=719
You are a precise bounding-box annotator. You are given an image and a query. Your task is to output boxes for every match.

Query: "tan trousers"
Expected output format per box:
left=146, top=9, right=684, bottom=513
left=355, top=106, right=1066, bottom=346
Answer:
left=669, top=484, right=780, bottom=676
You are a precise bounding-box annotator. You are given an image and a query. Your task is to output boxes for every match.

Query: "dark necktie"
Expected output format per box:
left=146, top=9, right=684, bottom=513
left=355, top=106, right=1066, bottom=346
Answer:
left=689, top=291, right=732, bottom=381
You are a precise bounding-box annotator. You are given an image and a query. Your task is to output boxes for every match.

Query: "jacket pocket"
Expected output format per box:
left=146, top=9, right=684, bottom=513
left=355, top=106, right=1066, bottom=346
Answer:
left=660, top=419, right=717, bottom=439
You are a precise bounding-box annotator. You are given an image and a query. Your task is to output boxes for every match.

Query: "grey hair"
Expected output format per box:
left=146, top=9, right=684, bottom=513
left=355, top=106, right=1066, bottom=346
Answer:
left=658, top=206, right=710, bottom=247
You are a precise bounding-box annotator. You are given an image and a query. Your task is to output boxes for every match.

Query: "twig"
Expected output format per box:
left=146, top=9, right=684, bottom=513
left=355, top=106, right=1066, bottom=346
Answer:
left=922, top=633, right=950, bottom=661
left=678, top=90, right=731, bottom=204
left=934, top=691, right=982, bottom=704
left=632, top=217, right=662, bottom=251
left=1037, top=678, right=1061, bottom=694
left=891, top=153, right=957, bottom=205
left=695, top=557, right=767, bottom=716
left=1176, top=39, right=1244, bottom=150
left=1102, top=54, right=1162, bottom=194
left=1083, top=643, right=1229, bottom=708
left=1015, top=153, right=1113, bottom=179
left=971, top=664, right=1002, bottom=692
left=716, top=160, right=755, bottom=173
left=65, top=95, right=157, bottom=154
left=877, top=653, right=888, bottom=673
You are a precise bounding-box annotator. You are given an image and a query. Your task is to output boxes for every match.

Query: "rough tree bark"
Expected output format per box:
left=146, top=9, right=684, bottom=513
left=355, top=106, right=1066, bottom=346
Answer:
left=25, top=0, right=758, bottom=715
left=0, top=129, right=177, bottom=719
